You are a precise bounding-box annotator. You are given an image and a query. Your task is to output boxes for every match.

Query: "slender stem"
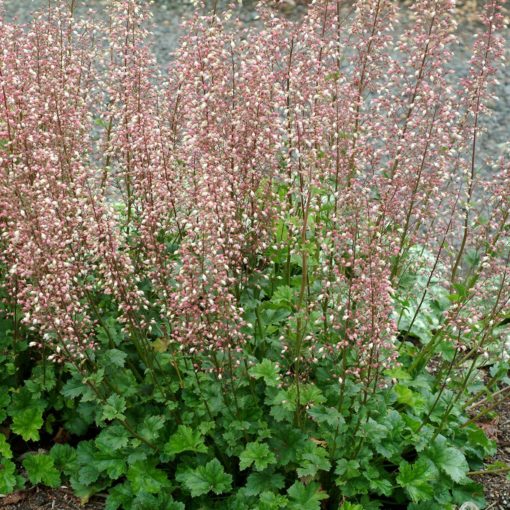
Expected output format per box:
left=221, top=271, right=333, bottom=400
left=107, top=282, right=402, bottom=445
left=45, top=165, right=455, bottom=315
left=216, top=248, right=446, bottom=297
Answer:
left=468, top=466, right=510, bottom=477
left=451, top=5, right=495, bottom=285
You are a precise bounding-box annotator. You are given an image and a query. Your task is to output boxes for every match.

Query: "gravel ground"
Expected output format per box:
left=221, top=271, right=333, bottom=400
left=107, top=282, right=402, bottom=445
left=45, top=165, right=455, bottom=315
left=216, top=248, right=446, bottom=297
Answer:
left=3, top=0, right=509, bottom=166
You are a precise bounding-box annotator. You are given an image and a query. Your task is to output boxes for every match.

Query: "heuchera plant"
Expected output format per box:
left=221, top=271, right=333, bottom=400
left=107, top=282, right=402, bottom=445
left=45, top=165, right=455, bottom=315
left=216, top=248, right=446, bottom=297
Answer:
left=0, top=0, right=508, bottom=508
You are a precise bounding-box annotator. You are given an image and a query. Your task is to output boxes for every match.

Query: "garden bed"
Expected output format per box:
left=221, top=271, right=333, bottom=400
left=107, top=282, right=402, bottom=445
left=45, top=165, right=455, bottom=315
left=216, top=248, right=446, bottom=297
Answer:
left=1, top=0, right=509, bottom=508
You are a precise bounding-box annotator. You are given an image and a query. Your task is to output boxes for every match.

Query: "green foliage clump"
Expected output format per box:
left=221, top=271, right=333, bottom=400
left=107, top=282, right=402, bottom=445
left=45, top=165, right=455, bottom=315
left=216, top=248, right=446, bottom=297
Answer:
left=0, top=259, right=506, bottom=508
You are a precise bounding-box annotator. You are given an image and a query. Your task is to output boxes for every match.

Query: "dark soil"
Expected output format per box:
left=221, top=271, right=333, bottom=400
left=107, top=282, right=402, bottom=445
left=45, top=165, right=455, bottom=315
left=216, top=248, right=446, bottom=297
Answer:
left=0, top=487, right=104, bottom=510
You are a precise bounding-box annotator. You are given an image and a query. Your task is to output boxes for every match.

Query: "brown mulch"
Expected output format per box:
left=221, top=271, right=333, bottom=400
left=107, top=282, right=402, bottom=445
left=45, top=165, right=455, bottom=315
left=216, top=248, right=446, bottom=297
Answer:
left=0, top=487, right=104, bottom=510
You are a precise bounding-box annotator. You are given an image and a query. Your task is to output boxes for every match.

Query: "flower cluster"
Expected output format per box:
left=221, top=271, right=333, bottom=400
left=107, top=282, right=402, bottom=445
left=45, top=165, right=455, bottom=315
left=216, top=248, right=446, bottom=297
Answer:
left=0, top=0, right=507, bottom=387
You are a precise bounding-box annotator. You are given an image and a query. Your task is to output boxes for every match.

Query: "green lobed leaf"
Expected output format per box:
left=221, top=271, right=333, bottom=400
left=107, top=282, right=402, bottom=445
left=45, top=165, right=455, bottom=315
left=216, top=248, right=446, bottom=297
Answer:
left=239, top=441, right=277, bottom=471
left=131, top=493, right=185, bottom=510
left=340, top=504, right=364, bottom=510
left=70, top=476, right=109, bottom=504
left=370, top=477, right=393, bottom=497
left=297, top=442, right=331, bottom=478
left=397, top=458, right=436, bottom=503
left=307, top=405, right=345, bottom=427
left=287, top=481, right=328, bottom=510
left=105, top=482, right=132, bottom=510
left=256, top=491, right=289, bottom=510
left=425, top=439, right=469, bottom=484
left=269, top=389, right=295, bottom=422
left=138, top=415, right=166, bottom=443
left=127, top=462, right=171, bottom=494
left=296, top=384, right=326, bottom=406
left=271, top=286, right=294, bottom=308
left=360, top=419, right=387, bottom=444
left=101, top=394, right=126, bottom=422
left=0, top=433, right=12, bottom=459
left=0, top=389, right=10, bottom=423
left=62, top=376, right=88, bottom=400
left=22, top=454, right=60, bottom=488
left=464, top=425, right=496, bottom=458
left=26, top=366, right=57, bottom=393
left=95, top=425, right=130, bottom=452
left=249, top=359, right=281, bottom=387
left=84, top=369, right=105, bottom=387
left=270, top=428, right=307, bottom=466
left=335, top=459, right=361, bottom=480
left=75, top=441, right=100, bottom=485
left=94, top=449, right=127, bottom=480
left=451, top=481, right=486, bottom=508
left=163, top=425, right=207, bottom=456
left=50, top=444, right=77, bottom=476
left=245, top=471, right=285, bottom=496
left=394, top=384, right=426, bottom=410
left=11, top=407, right=44, bottom=441
left=0, top=459, right=16, bottom=495
left=385, top=367, right=412, bottom=381
left=409, top=504, right=455, bottom=510
left=102, top=349, right=127, bottom=368
left=177, top=458, right=232, bottom=497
